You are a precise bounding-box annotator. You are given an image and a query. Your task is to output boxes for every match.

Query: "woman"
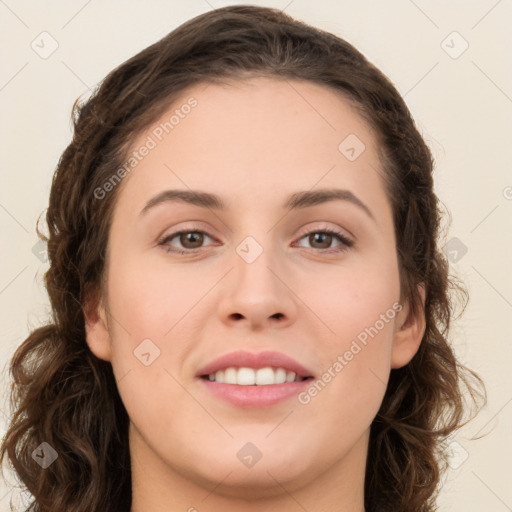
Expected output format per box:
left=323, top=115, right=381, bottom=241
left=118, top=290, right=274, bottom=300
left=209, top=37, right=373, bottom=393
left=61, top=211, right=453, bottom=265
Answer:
left=0, top=6, right=486, bottom=512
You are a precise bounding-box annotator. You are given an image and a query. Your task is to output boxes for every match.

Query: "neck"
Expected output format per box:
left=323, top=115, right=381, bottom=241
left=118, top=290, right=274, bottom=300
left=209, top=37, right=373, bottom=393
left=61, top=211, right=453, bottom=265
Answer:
left=129, top=425, right=368, bottom=512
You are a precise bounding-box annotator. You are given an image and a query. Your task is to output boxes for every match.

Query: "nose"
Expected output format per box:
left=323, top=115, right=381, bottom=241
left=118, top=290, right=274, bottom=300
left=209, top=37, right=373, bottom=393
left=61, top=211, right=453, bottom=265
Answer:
left=216, top=240, right=298, bottom=331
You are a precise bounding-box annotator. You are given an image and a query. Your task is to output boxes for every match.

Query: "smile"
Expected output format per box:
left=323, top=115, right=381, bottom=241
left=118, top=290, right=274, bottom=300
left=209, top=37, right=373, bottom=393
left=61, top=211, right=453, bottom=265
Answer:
left=203, top=366, right=310, bottom=385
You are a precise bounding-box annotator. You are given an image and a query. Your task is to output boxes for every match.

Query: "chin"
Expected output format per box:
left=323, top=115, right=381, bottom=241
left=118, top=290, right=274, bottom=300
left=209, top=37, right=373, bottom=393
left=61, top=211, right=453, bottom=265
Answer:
left=195, top=461, right=309, bottom=500
left=181, top=443, right=317, bottom=499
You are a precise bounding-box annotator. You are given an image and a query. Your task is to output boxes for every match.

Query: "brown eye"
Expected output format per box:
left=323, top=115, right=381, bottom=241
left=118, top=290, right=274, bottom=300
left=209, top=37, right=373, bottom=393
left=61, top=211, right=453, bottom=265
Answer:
left=178, top=231, right=204, bottom=249
left=308, top=232, right=333, bottom=250
left=159, top=229, right=214, bottom=253
left=295, top=228, right=353, bottom=253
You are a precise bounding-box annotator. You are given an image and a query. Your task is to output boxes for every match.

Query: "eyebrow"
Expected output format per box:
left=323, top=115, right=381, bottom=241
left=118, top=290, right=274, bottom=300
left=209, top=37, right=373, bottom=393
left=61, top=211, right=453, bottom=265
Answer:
left=139, top=188, right=374, bottom=220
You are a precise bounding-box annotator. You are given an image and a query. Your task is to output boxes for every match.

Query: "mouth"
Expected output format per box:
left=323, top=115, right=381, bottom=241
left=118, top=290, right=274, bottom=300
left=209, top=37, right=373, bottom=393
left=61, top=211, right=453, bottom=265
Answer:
left=196, top=350, right=315, bottom=407
left=200, top=366, right=313, bottom=385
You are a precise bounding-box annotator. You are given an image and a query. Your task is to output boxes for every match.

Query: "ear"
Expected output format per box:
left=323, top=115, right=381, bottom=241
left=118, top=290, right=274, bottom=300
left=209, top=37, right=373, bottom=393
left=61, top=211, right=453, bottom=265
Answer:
left=83, top=289, right=112, bottom=362
left=391, top=283, right=426, bottom=369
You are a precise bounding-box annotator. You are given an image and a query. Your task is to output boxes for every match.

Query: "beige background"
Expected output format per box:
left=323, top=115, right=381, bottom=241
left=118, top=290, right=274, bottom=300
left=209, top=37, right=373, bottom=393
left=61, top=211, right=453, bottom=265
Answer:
left=1, top=1, right=511, bottom=510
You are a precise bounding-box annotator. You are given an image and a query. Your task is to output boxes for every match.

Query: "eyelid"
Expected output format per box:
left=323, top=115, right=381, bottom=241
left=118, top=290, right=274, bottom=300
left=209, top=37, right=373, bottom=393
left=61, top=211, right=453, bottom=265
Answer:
left=295, top=223, right=354, bottom=245
left=158, top=228, right=215, bottom=249
left=157, top=222, right=218, bottom=244
left=158, top=222, right=354, bottom=254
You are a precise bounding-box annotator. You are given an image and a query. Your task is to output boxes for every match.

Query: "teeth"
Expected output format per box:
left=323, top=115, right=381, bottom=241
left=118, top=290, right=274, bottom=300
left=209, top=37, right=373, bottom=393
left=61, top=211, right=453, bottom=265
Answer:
left=255, top=367, right=274, bottom=385
left=238, top=367, right=255, bottom=385
left=275, top=368, right=287, bottom=384
left=208, top=366, right=305, bottom=385
left=224, top=367, right=237, bottom=383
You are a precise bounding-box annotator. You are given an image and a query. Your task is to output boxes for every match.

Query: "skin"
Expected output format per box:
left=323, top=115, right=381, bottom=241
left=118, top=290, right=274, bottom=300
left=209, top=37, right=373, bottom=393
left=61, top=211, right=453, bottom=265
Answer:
left=85, top=77, right=425, bottom=512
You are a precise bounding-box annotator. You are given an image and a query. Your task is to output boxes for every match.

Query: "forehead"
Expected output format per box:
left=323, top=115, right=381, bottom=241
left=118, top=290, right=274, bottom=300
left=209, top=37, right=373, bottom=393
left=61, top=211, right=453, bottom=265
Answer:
left=112, top=77, right=389, bottom=220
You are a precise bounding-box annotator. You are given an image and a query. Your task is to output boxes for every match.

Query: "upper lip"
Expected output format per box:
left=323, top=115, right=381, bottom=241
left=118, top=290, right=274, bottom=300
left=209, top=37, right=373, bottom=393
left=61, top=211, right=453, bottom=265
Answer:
left=197, top=350, right=315, bottom=378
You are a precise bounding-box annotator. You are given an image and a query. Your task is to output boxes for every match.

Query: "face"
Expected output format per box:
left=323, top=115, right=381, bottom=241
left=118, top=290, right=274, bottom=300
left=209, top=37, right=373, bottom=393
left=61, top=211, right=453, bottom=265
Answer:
left=85, top=77, right=424, bottom=504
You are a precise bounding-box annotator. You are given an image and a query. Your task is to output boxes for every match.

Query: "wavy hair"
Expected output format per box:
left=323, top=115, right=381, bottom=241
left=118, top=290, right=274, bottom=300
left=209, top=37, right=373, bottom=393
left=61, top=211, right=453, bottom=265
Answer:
left=1, top=6, right=486, bottom=511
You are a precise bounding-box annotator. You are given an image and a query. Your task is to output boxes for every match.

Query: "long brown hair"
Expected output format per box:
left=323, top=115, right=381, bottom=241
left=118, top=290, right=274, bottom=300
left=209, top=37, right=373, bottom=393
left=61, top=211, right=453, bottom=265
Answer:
left=1, top=6, right=486, bottom=511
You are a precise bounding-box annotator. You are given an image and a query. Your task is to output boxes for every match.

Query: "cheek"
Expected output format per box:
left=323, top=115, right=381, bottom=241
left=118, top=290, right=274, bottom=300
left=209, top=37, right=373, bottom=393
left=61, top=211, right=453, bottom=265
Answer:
left=298, top=310, right=396, bottom=439
left=297, top=252, right=400, bottom=415
left=107, top=248, right=193, bottom=340
left=302, top=250, right=401, bottom=342
left=104, top=249, right=215, bottom=395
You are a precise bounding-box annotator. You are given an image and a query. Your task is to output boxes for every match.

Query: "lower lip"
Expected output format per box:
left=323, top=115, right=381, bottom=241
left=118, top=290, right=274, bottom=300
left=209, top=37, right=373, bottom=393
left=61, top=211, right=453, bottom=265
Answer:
left=199, top=378, right=312, bottom=408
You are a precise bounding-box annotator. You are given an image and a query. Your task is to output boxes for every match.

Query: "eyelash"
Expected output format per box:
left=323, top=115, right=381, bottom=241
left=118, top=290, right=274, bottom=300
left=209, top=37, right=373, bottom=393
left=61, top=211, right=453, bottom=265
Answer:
left=158, top=226, right=354, bottom=255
